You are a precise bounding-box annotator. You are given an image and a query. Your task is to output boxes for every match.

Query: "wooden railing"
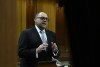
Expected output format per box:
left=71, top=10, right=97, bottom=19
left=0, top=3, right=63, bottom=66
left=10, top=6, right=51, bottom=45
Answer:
left=38, top=61, right=57, bottom=67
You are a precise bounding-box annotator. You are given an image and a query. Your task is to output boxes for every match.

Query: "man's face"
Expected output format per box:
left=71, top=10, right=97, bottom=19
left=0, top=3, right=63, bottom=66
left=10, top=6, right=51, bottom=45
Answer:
left=34, top=12, right=48, bottom=29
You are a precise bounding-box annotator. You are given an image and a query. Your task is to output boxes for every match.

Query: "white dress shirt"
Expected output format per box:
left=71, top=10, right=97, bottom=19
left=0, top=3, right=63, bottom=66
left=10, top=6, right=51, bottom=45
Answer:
left=35, top=25, right=47, bottom=43
left=35, top=25, right=58, bottom=58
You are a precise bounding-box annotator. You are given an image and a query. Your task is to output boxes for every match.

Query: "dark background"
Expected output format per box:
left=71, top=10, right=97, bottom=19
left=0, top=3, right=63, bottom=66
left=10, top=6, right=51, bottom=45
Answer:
left=57, top=0, right=98, bottom=67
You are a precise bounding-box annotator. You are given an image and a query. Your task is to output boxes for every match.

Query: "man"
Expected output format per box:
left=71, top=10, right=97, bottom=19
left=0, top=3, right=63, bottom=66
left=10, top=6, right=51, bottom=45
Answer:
left=18, top=12, right=60, bottom=67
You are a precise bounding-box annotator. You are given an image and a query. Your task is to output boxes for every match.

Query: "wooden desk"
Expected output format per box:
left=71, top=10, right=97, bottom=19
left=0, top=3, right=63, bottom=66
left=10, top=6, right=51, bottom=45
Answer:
left=38, top=61, right=57, bottom=67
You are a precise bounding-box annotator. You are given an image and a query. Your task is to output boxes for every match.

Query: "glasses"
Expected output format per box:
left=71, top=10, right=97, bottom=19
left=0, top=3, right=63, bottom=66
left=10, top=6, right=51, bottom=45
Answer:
left=37, top=17, right=49, bottom=21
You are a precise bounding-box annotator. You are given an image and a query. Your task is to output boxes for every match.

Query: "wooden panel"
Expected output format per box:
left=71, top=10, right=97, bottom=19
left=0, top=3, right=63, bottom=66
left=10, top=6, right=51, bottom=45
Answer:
left=38, top=61, right=57, bottom=67
left=56, top=5, right=71, bottom=61
left=17, top=0, right=27, bottom=63
left=36, top=0, right=56, bottom=32
left=26, top=0, right=36, bottom=28
left=26, top=0, right=56, bottom=32
left=17, top=0, right=26, bottom=31
left=0, top=0, right=18, bottom=67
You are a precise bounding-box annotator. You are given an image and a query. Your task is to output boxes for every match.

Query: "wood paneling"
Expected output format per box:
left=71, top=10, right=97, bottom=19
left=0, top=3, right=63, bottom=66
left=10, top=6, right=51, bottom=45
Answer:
left=17, top=0, right=27, bottom=63
left=56, top=5, right=71, bottom=61
left=36, top=0, right=56, bottom=32
left=26, top=0, right=56, bottom=32
left=17, top=0, right=26, bottom=31
left=0, top=0, right=18, bottom=67
left=26, top=0, right=36, bottom=28
left=38, top=61, right=57, bottom=67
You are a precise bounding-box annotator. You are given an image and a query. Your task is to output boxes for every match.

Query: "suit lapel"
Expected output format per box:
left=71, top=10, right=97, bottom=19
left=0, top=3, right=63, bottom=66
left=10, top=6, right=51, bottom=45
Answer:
left=45, top=30, right=51, bottom=44
left=32, top=26, right=42, bottom=44
left=31, top=26, right=52, bottom=45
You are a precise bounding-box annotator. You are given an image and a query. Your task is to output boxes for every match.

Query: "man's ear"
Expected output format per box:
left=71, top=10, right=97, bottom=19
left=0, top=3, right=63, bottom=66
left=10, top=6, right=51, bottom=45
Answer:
left=34, top=18, right=36, bottom=22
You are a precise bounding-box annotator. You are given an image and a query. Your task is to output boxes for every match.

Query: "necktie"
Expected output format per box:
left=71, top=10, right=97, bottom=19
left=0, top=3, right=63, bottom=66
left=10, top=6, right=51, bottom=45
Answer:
left=40, top=30, right=47, bottom=51
left=40, top=30, right=47, bottom=43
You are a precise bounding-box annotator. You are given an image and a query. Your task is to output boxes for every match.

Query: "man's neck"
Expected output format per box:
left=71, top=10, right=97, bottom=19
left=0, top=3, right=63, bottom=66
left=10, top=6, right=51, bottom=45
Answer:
left=36, top=25, right=45, bottom=31
left=39, top=27, right=44, bottom=31
left=35, top=25, right=45, bottom=31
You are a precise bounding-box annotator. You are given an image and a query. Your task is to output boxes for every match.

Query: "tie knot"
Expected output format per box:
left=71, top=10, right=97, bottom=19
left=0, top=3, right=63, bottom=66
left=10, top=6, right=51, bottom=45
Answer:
left=40, top=30, right=44, bottom=33
left=40, top=30, right=47, bottom=43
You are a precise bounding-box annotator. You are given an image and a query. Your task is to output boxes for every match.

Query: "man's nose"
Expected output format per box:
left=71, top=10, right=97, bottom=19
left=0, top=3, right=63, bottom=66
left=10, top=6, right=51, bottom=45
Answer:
left=43, top=19, right=47, bottom=22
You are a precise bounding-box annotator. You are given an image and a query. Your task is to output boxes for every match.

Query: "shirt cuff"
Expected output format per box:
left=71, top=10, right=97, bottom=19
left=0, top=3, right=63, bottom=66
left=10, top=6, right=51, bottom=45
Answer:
left=36, top=50, right=38, bottom=58
left=53, top=50, right=58, bottom=56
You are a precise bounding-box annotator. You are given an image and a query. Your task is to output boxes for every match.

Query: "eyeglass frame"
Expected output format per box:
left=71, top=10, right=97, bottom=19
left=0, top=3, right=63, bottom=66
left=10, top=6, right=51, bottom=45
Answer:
left=36, top=17, right=49, bottom=21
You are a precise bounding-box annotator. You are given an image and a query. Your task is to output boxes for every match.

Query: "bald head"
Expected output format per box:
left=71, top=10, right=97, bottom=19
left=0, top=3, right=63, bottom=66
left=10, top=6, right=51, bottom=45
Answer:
left=35, top=12, right=48, bottom=19
left=34, top=12, right=48, bottom=30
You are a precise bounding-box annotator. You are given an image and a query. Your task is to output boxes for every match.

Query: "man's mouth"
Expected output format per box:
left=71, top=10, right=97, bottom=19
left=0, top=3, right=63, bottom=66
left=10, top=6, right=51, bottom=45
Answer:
left=42, top=23, right=46, bottom=25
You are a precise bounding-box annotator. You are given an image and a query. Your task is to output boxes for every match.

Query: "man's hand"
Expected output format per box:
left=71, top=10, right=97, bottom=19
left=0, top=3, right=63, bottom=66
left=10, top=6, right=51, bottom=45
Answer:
left=36, top=43, right=48, bottom=53
left=51, top=42, right=58, bottom=52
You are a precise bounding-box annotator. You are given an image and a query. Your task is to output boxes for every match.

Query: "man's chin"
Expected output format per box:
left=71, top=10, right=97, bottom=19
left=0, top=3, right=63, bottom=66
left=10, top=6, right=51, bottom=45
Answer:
left=39, top=26, right=46, bottom=30
left=42, top=26, right=46, bottom=29
left=42, top=25, right=47, bottom=29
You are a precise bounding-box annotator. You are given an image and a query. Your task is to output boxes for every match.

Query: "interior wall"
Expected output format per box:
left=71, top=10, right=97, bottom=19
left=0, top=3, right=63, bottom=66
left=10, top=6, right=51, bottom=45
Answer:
left=36, top=0, right=56, bottom=32
left=26, top=0, right=36, bottom=29
left=0, top=0, right=18, bottom=67
left=0, top=0, right=27, bottom=66
left=17, top=0, right=27, bottom=63
left=26, top=0, right=56, bottom=32
left=56, top=5, right=71, bottom=61
left=17, top=0, right=26, bottom=32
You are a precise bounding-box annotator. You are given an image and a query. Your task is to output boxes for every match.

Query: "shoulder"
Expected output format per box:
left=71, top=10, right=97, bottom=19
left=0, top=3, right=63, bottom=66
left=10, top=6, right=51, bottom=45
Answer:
left=22, top=26, right=36, bottom=32
left=20, top=28, right=33, bottom=35
left=46, top=29, right=56, bottom=35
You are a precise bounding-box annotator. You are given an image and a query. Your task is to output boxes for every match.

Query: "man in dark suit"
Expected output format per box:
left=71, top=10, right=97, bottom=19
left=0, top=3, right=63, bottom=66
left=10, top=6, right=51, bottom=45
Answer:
left=18, top=12, right=60, bottom=67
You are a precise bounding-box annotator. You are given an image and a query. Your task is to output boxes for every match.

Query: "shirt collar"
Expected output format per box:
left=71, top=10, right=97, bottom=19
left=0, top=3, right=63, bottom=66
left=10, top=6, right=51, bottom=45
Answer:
left=35, top=25, right=45, bottom=33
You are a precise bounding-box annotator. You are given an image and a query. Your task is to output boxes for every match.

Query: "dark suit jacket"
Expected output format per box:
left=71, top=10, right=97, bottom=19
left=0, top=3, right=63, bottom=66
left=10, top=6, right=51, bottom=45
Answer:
left=18, top=26, right=60, bottom=67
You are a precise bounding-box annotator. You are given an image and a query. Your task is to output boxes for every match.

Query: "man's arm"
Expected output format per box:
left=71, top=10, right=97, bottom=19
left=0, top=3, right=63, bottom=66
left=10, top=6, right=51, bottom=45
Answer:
left=49, top=31, right=60, bottom=59
left=18, top=31, right=37, bottom=59
left=51, top=42, right=60, bottom=59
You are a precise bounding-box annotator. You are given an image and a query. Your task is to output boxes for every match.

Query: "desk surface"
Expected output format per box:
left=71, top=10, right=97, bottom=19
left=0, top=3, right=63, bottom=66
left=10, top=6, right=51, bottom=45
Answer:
left=38, top=61, right=56, bottom=63
left=38, top=61, right=57, bottom=67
